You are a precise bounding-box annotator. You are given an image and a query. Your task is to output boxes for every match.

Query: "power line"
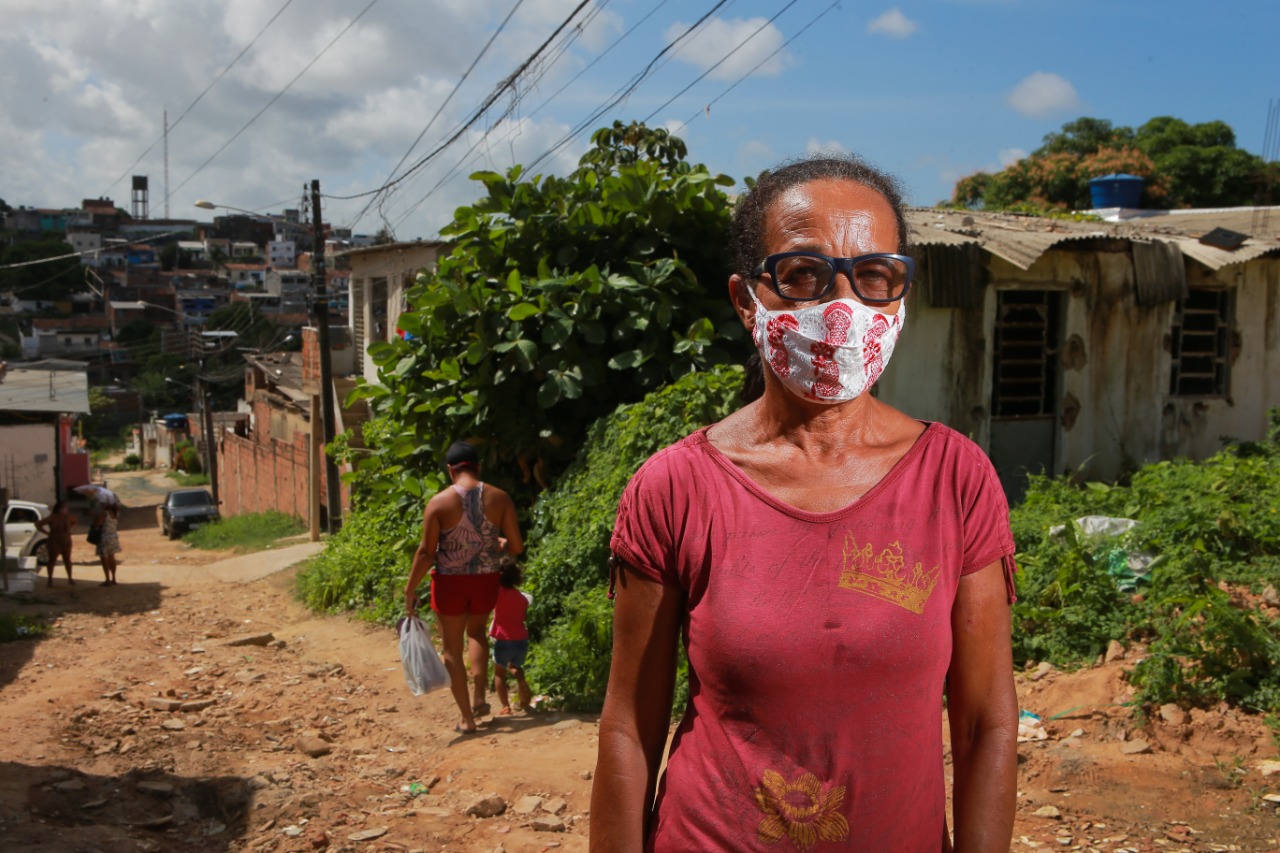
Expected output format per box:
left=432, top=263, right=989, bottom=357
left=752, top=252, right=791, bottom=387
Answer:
left=325, top=0, right=595, bottom=204
left=387, top=0, right=668, bottom=232
left=523, top=0, right=733, bottom=173
left=101, top=0, right=297, bottom=198
left=642, top=0, right=800, bottom=123
left=170, top=0, right=380, bottom=202
left=387, top=0, right=732, bottom=230
left=354, top=0, right=530, bottom=230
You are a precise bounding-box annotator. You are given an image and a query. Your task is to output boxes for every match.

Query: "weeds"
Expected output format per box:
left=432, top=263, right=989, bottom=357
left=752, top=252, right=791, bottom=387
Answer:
left=0, top=613, right=52, bottom=642
left=185, top=511, right=306, bottom=553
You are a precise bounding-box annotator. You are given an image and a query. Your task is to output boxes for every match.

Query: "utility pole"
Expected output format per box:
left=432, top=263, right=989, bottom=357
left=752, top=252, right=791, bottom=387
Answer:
left=197, top=352, right=220, bottom=507
left=311, top=179, right=342, bottom=533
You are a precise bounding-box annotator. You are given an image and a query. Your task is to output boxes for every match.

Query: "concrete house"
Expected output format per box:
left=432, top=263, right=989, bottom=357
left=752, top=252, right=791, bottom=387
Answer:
left=344, top=241, right=445, bottom=382
left=880, top=206, right=1280, bottom=495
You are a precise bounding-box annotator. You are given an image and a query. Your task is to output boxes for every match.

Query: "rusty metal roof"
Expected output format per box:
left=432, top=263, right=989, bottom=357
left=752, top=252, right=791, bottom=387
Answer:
left=907, top=206, right=1280, bottom=272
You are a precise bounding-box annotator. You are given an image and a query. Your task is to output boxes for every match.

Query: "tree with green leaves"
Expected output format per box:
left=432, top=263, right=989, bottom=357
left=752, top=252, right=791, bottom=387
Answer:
left=0, top=238, right=83, bottom=301
left=351, top=122, right=744, bottom=500
left=952, top=116, right=1274, bottom=211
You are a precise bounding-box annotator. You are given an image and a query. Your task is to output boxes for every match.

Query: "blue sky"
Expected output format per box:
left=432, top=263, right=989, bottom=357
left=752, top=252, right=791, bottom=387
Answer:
left=2, top=0, right=1276, bottom=240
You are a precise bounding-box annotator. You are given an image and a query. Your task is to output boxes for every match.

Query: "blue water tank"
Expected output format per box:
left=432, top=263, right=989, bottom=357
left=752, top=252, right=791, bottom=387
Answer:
left=1089, top=173, right=1144, bottom=209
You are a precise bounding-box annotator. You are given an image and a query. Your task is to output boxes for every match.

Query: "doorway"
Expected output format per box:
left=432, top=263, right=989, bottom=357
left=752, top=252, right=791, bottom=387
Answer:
left=989, top=290, right=1062, bottom=501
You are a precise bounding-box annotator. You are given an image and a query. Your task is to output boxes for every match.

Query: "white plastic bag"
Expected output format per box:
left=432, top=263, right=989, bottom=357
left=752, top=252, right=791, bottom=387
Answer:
left=399, top=616, right=449, bottom=696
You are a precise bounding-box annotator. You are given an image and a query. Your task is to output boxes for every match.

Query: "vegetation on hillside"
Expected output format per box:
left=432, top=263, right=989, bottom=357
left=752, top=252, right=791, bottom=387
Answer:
left=951, top=116, right=1276, bottom=212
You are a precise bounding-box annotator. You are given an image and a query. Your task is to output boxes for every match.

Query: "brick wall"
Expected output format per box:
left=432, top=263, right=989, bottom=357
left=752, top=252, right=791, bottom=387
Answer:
left=218, top=429, right=313, bottom=522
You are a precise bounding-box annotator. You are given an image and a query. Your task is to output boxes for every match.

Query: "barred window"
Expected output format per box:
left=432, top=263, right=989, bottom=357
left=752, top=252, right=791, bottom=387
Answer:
left=1169, top=288, right=1232, bottom=397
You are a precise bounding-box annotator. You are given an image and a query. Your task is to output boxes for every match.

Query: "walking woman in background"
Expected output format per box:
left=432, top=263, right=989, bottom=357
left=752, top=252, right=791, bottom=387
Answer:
left=98, top=503, right=121, bottom=586
left=404, top=441, right=524, bottom=735
left=591, top=154, right=1018, bottom=852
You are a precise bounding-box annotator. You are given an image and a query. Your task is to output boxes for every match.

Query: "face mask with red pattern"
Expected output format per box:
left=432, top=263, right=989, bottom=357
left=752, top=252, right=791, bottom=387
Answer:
left=747, top=287, right=905, bottom=404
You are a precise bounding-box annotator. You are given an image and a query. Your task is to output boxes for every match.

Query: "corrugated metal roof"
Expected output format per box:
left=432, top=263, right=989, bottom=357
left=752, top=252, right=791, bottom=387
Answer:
left=0, top=368, right=91, bottom=414
left=907, top=206, right=1280, bottom=272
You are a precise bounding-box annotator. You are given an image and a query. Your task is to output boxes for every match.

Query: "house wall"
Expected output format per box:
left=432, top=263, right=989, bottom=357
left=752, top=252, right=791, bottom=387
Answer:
left=0, top=424, right=57, bottom=505
left=879, top=248, right=1280, bottom=484
left=347, top=243, right=441, bottom=382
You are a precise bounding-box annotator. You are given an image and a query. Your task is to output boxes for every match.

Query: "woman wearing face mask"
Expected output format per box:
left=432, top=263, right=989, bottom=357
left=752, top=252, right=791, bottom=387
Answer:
left=591, top=155, right=1018, bottom=852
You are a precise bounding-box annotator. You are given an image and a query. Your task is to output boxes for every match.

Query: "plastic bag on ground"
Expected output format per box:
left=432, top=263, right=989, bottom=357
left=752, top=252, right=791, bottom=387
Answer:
left=399, top=616, right=449, bottom=696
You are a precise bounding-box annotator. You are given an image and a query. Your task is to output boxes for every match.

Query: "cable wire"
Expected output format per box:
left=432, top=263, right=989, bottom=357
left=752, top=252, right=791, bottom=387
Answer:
left=101, top=0, right=296, bottom=197
left=170, top=0, right=380, bottom=202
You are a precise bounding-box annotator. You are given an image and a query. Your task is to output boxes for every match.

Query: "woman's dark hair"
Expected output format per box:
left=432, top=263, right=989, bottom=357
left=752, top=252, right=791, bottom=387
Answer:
left=497, top=558, right=523, bottom=589
left=730, top=154, right=911, bottom=278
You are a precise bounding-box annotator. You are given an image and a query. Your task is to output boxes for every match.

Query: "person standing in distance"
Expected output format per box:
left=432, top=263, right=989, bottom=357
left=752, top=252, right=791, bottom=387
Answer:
left=405, top=441, right=524, bottom=735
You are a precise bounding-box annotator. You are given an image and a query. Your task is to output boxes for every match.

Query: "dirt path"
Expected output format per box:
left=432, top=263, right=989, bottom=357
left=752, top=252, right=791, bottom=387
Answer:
left=1, top=488, right=1279, bottom=851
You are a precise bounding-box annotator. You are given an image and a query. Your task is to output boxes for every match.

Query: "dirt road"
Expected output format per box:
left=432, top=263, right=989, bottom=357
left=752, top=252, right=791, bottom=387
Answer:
left=1, top=472, right=1279, bottom=851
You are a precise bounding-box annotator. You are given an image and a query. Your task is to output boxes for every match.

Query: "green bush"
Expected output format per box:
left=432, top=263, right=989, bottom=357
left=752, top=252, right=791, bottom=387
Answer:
left=521, top=364, right=744, bottom=711
left=294, top=488, right=422, bottom=626
left=185, top=511, right=306, bottom=553
left=1011, top=406, right=1280, bottom=712
left=123, top=453, right=141, bottom=468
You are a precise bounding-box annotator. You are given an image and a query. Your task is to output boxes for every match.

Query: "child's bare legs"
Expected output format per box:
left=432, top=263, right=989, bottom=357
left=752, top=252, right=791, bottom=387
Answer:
left=493, top=663, right=511, bottom=712
left=101, top=552, right=117, bottom=585
left=60, top=545, right=74, bottom=584
left=513, top=666, right=532, bottom=709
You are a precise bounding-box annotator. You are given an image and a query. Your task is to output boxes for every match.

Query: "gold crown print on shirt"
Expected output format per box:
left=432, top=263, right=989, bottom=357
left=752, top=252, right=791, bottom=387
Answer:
left=837, top=533, right=940, bottom=614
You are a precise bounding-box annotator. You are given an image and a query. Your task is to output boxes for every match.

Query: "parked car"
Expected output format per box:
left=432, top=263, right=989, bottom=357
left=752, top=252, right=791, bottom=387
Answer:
left=157, top=489, right=219, bottom=539
left=4, top=500, right=51, bottom=567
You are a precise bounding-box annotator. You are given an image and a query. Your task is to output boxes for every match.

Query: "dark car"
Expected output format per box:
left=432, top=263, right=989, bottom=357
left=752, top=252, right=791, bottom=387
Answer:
left=157, top=489, right=220, bottom=539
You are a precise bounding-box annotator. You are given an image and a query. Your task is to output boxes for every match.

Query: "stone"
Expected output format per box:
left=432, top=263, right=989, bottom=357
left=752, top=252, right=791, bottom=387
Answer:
left=52, top=779, right=87, bottom=792
left=283, top=825, right=304, bottom=838
left=552, top=719, right=583, bottom=730
left=145, top=697, right=184, bottom=712
left=1029, top=662, right=1053, bottom=682
left=1255, top=760, right=1280, bottom=777
left=347, top=827, right=387, bottom=841
left=224, top=632, right=276, bottom=647
left=1263, top=585, right=1279, bottom=606
left=1070, top=728, right=1085, bottom=738
left=511, top=796, right=543, bottom=815
left=296, top=736, right=332, bottom=758
left=464, top=793, right=507, bottom=818
left=161, top=720, right=186, bottom=731
left=1159, top=704, right=1187, bottom=726
left=180, top=699, right=216, bottom=712
left=530, top=815, right=566, bottom=832
left=137, top=781, right=175, bottom=798
left=1033, top=805, right=1061, bottom=819
left=1120, top=739, right=1151, bottom=755
left=543, top=797, right=569, bottom=816
left=1104, top=640, right=1125, bottom=663
left=579, top=770, right=594, bottom=780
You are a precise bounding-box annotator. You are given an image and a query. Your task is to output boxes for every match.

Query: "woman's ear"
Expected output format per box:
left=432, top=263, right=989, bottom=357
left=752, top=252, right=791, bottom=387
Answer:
left=729, top=274, right=755, bottom=329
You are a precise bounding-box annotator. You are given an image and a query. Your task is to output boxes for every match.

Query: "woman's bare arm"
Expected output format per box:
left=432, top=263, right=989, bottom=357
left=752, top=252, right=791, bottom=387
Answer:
left=404, top=501, right=441, bottom=614
left=948, top=560, right=1018, bottom=853
left=590, top=564, right=683, bottom=852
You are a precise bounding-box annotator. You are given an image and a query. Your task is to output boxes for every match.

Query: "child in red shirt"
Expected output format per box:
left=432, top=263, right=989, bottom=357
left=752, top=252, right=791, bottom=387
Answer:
left=489, top=559, right=533, bottom=715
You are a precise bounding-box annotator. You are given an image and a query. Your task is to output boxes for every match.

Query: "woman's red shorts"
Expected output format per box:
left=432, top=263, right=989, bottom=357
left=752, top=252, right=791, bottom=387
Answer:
left=430, top=572, right=501, bottom=616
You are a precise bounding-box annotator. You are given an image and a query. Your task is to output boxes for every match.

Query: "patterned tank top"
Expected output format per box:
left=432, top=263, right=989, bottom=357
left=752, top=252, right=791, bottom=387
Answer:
left=434, top=483, right=504, bottom=575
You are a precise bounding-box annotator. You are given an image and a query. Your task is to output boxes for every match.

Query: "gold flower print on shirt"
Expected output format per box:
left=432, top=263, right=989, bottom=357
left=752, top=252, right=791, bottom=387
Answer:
left=753, top=769, right=850, bottom=852
left=837, top=533, right=940, bottom=614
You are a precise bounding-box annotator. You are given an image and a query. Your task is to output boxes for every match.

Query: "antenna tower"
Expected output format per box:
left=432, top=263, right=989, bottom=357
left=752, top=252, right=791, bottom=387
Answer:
left=164, top=108, right=171, bottom=220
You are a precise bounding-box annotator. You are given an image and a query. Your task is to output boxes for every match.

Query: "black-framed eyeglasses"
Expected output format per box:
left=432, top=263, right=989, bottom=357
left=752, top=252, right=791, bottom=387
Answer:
left=750, top=251, right=914, bottom=303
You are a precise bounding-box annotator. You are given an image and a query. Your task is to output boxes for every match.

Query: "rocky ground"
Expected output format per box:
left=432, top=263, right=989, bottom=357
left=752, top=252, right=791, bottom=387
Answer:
left=1, top=468, right=1279, bottom=852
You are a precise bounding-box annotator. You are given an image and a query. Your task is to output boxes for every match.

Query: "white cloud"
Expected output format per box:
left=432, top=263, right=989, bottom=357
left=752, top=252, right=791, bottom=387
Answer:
left=867, top=8, right=919, bottom=39
left=806, top=139, right=849, bottom=155
left=998, top=147, right=1027, bottom=167
left=663, top=17, right=789, bottom=82
left=1007, top=72, right=1082, bottom=118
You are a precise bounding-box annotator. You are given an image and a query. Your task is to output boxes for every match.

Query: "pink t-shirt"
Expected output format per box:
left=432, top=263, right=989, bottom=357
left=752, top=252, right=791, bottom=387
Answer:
left=610, top=422, right=1016, bottom=852
left=490, top=586, right=532, bottom=641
